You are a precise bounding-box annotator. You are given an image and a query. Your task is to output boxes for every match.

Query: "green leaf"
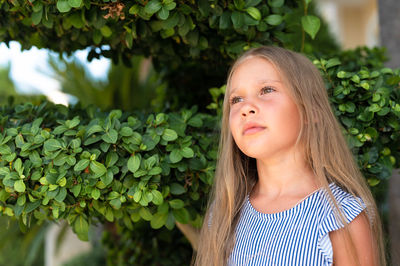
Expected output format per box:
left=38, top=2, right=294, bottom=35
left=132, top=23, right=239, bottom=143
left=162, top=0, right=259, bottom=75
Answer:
left=110, top=198, right=121, bottom=209
left=105, top=207, right=114, bottom=222
left=231, top=11, right=244, bottom=29
left=127, top=154, right=141, bottom=173
left=165, top=2, right=176, bottom=10
left=44, top=139, right=62, bottom=152
left=26, top=200, right=41, bottom=213
left=180, top=147, right=194, bottom=158
left=325, top=58, right=341, bottom=69
left=301, top=15, right=320, bottom=40
left=55, top=187, right=67, bottom=202
left=169, top=199, right=184, bottom=209
left=105, top=152, right=118, bottom=168
left=91, top=188, right=100, bottom=200
left=17, top=194, right=26, bottom=206
left=170, top=183, right=186, bottom=195
left=246, top=7, right=261, bottom=21
left=74, top=216, right=89, bottom=241
left=244, top=0, right=262, bottom=8
left=148, top=166, right=162, bottom=175
left=100, top=25, right=112, bottom=38
left=139, top=207, right=153, bottom=221
left=120, top=127, right=133, bottom=137
left=163, top=12, right=179, bottom=29
left=367, top=178, right=380, bottom=187
left=133, top=190, right=142, bottom=202
left=68, top=0, right=81, bottom=8
left=101, top=170, right=114, bottom=186
left=6, top=128, right=18, bottom=137
left=74, top=159, right=90, bottom=172
left=31, top=9, right=43, bottom=25
left=14, top=180, right=26, bottom=193
left=187, top=115, right=203, bottom=127
left=102, top=129, right=118, bottom=144
left=162, top=129, right=177, bottom=141
left=107, top=191, right=120, bottom=200
left=145, top=0, right=162, bottom=14
left=172, top=208, right=190, bottom=223
left=150, top=212, right=168, bottom=229
left=86, top=125, right=103, bottom=136
left=90, top=161, right=107, bottom=177
left=151, top=190, right=164, bottom=205
left=32, top=2, right=43, bottom=12
left=157, top=7, right=170, bottom=20
left=268, top=0, right=284, bottom=8
left=0, top=145, right=11, bottom=154
left=70, top=13, right=84, bottom=29
left=71, top=185, right=81, bottom=197
left=14, top=158, right=23, bottom=175
left=234, top=0, right=245, bottom=9
left=265, top=14, right=283, bottom=26
left=219, top=11, right=232, bottom=29
left=56, top=0, right=71, bottom=13
left=170, top=149, right=182, bottom=163
left=129, top=4, right=140, bottom=15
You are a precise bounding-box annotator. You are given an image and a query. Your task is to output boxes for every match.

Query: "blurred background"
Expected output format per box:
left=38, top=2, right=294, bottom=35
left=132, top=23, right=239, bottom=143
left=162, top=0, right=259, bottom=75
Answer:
left=0, top=0, right=399, bottom=265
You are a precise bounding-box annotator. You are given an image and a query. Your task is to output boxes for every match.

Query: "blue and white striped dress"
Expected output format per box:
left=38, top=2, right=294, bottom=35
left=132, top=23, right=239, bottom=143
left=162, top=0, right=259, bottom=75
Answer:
left=227, top=182, right=367, bottom=265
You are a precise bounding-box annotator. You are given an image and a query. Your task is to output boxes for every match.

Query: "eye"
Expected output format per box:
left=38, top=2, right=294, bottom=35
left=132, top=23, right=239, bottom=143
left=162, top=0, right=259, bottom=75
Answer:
left=230, top=96, right=242, bottom=105
left=260, top=86, right=275, bottom=95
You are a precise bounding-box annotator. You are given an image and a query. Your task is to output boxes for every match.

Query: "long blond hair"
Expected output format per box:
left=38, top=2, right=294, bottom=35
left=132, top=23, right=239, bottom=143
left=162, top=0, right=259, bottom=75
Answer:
left=192, top=46, right=386, bottom=266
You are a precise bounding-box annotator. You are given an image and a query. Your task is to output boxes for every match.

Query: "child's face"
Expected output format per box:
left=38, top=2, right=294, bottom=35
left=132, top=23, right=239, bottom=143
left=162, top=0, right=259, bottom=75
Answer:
left=228, top=57, right=302, bottom=161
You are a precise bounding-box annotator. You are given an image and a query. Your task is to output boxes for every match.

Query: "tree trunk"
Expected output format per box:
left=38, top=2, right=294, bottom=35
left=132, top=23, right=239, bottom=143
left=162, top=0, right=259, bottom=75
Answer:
left=378, top=2, right=400, bottom=264
left=388, top=169, right=400, bottom=264
left=378, top=0, right=400, bottom=68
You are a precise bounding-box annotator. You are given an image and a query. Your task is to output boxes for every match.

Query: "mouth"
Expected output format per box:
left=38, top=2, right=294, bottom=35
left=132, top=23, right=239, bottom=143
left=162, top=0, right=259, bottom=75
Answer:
left=243, top=124, right=266, bottom=136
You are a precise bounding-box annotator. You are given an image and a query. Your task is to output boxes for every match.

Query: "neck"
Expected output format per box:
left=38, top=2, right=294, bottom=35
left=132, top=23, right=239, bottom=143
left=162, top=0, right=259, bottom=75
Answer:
left=253, top=151, right=319, bottom=198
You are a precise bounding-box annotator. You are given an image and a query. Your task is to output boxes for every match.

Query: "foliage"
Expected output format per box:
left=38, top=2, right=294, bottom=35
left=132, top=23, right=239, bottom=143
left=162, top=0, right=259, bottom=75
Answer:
left=0, top=65, right=47, bottom=106
left=325, top=46, right=389, bottom=71
left=315, top=56, right=400, bottom=188
left=0, top=0, right=338, bottom=110
left=0, top=0, right=328, bottom=65
left=49, top=54, right=167, bottom=112
left=101, top=220, right=192, bottom=265
left=0, top=216, right=46, bottom=266
left=208, top=48, right=400, bottom=195
left=0, top=53, right=399, bottom=245
left=0, top=0, right=397, bottom=264
left=0, top=100, right=218, bottom=242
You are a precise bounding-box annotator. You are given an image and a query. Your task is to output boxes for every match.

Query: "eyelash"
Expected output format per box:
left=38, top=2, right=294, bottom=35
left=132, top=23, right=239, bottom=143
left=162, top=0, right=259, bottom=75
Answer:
left=230, top=86, right=275, bottom=105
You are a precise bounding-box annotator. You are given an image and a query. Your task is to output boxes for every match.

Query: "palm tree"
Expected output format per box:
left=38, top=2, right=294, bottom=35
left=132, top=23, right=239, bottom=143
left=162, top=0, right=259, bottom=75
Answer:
left=48, top=54, right=168, bottom=112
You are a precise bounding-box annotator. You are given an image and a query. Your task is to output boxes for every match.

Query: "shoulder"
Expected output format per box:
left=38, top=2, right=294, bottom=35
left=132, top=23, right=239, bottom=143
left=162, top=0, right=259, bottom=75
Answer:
left=317, top=183, right=375, bottom=264
left=329, top=210, right=377, bottom=265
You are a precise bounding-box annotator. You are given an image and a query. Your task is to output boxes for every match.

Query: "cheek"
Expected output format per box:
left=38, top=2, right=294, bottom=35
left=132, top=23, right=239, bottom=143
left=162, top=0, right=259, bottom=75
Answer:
left=281, top=104, right=301, bottom=133
left=229, top=110, right=239, bottom=133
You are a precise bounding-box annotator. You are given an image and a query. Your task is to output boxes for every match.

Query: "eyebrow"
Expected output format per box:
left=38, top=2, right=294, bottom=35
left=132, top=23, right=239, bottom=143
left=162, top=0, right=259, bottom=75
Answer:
left=229, top=79, right=281, bottom=95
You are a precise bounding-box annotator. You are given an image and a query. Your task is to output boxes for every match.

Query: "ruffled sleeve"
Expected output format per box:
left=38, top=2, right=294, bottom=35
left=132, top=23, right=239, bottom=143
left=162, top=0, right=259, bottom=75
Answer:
left=317, top=184, right=367, bottom=264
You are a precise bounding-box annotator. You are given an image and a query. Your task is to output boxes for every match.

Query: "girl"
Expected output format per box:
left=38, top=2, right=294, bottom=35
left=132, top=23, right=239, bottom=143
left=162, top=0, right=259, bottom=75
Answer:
left=193, top=46, right=385, bottom=265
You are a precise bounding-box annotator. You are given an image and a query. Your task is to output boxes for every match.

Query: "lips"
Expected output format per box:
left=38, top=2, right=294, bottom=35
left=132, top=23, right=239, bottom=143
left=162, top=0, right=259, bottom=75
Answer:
left=243, top=122, right=266, bottom=136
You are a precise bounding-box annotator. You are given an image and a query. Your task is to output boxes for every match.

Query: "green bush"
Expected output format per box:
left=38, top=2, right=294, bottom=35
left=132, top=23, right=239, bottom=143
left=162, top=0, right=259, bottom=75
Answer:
left=0, top=102, right=218, bottom=241
left=0, top=0, right=338, bottom=110
left=0, top=52, right=399, bottom=243
left=1, top=0, right=399, bottom=264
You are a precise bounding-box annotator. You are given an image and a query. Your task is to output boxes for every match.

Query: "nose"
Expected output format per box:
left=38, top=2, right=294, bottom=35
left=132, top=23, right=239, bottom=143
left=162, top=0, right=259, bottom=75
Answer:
left=241, top=103, right=257, bottom=117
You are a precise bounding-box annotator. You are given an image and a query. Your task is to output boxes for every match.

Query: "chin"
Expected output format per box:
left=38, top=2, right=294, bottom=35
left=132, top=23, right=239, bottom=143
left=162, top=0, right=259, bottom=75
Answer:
left=238, top=147, right=265, bottom=160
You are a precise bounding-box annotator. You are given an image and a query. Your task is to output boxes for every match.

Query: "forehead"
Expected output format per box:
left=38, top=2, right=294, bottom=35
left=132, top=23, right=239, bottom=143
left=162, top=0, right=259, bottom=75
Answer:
left=229, top=57, right=282, bottom=94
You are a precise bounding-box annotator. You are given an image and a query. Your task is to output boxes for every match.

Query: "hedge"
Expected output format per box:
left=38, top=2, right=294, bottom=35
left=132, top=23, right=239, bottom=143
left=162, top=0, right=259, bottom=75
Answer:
left=0, top=49, right=399, bottom=243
